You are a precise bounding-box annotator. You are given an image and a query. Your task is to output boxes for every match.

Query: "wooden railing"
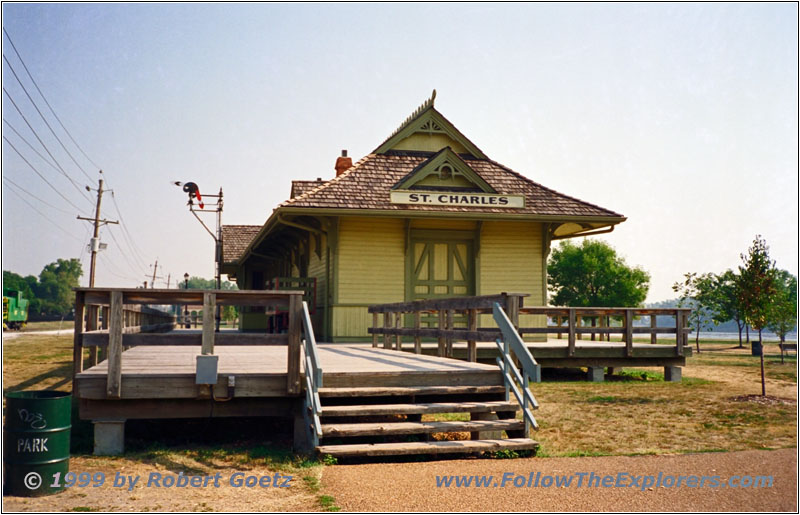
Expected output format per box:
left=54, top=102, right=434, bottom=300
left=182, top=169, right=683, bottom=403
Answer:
left=367, top=293, right=528, bottom=361
left=520, top=307, right=692, bottom=357
left=301, top=300, right=323, bottom=448
left=72, top=288, right=306, bottom=397
left=493, top=302, right=539, bottom=437
left=367, top=294, right=692, bottom=361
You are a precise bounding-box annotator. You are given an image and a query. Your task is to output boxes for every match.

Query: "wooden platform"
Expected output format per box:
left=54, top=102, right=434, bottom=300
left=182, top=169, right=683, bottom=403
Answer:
left=75, top=344, right=503, bottom=400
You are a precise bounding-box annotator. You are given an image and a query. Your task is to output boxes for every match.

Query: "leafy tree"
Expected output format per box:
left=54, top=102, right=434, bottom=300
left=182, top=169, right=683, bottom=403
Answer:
left=547, top=239, right=650, bottom=307
left=34, top=259, right=83, bottom=317
left=716, top=270, right=747, bottom=348
left=738, top=235, right=778, bottom=396
left=672, top=272, right=723, bottom=354
left=3, top=270, right=40, bottom=314
left=179, top=276, right=238, bottom=325
left=767, top=269, right=797, bottom=363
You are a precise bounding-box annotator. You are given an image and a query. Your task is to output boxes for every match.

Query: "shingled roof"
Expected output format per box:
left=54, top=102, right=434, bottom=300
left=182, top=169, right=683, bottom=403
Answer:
left=279, top=152, right=623, bottom=218
left=291, top=179, right=326, bottom=199
left=221, top=224, right=262, bottom=263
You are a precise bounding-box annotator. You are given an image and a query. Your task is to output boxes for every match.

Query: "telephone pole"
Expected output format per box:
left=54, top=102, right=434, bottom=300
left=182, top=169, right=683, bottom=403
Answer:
left=146, top=260, right=163, bottom=289
left=77, top=177, right=118, bottom=287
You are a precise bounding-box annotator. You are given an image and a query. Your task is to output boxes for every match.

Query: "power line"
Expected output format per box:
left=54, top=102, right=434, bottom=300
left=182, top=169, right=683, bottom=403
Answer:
left=2, top=176, right=73, bottom=214
left=106, top=224, right=146, bottom=278
left=2, top=29, right=152, bottom=280
left=2, top=87, right=94, bottom=205
left=3, top=28, right=102, bottom=172
left=2, top=53, right=95, bottom=182
left=108, top=188, right=150, bottom=270
left=2, top=135, right=90, bottom=214
left=3, top=180, right=83, bottom=243
left=3, top=118, right=61, bottom=172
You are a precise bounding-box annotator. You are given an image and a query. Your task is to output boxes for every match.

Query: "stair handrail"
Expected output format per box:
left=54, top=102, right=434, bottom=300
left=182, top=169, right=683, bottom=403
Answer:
left=492, top=302, right=540, bottom=437
left=301, top=301, right=323, bottom=443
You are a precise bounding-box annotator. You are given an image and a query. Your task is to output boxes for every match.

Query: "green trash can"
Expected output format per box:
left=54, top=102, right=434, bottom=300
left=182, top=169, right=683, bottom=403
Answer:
left=751, top=340, right=763, bottom=357
left=3, top=391, right=71, bottom=496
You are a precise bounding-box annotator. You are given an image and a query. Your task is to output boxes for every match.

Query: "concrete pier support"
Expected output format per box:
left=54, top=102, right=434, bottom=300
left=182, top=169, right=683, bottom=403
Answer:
left=587, top=367, right=605, bottom=382
left=664, top=366, right=682, bottom=382
left=93, top=420, right=125, bottom=456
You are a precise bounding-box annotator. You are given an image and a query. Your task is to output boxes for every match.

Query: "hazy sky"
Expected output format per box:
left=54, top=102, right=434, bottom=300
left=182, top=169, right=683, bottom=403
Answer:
left=2, top=3, right=797, bottom=302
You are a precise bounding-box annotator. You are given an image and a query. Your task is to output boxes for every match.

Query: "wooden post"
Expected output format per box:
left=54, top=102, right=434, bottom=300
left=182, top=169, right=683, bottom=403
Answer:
left=383, top=312, right=391, bottom=349
left=72, top=291, right=86, bottom=386
left=590, top=316, right=596, bottom=341
left=87, top=305, right=99, bottom=366
left=557, top=316, right=562, bottom=339
left=437, top=310, right=446, bottom=357
left=106, top=291, right=123, bottom=399
left=675, top=311, right=684, bottom=356
left=372, top=312, right=378, bottom=348
left=395, top=312, right=402, bottom=351
left=202, top=293, right=216, bottom=355
left=445, top=309, right=454, bottom=357
left=504, top=295, right=520, bottom=330
left=577, top=314, right=582, bottom=341
left=651, top=314, right=657, bottom=344
left=567, top=308, right=576, bottom=356
left=467, top=309, right=477, bottom=362
left=625, top=309, right=633, bottom=357
left=287, top=294, right=302, bottom=395
left=413, top=311, right=421, bottom=354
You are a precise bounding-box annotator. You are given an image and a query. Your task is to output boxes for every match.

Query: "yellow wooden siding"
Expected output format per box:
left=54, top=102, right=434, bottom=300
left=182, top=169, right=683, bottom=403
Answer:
left=392, top=133, right=468, bottom=154
left=480, top=221, right=546, bottom=340
left=334, top=217, right=405, bottom=339
left=307, top=233, right=327, bottom=311
left=410, top=219, right=477, bottom=230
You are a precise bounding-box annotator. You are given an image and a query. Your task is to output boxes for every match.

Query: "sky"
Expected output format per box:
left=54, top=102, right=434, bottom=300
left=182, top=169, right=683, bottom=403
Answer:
left=1, top=3, right=797, bottom=302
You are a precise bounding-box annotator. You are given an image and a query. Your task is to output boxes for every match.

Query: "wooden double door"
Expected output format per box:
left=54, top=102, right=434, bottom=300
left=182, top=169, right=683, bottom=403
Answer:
left=407, top=233, right=475, bottom=327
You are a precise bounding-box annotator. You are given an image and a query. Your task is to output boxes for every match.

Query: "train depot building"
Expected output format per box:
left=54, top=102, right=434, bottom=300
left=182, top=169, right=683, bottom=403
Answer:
left=221, top=93, right=626, bottom=341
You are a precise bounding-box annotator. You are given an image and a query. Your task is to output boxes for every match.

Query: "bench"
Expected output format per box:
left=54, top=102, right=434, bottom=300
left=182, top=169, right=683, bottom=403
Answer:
left=778, top=342, right=797, bottom=359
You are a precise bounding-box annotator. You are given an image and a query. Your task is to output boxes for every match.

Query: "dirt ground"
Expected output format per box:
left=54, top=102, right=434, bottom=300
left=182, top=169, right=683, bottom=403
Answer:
left=322, top=448, right=797, bottom=512
left=2, top=456, right=321, bottom=512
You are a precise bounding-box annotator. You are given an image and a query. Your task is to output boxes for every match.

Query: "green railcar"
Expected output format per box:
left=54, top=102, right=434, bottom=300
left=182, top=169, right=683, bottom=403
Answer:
left=3, top=288, right=29, bottom=330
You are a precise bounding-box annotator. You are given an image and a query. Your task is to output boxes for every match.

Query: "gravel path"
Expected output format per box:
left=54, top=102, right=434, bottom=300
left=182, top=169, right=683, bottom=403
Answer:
left=322, top=448, right=796, bottom=512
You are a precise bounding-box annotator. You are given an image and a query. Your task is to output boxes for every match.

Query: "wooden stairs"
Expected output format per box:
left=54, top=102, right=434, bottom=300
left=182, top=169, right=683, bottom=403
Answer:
left=314, top=381, right=539, bottom=458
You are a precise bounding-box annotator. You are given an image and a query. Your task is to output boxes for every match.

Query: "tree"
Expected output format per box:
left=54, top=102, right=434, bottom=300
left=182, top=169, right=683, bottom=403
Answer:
left=547, top=239, right=650, bottom=307
left=672, top=272, right=722, bottom=354
left=737, top=235, right=778, bottom=397
left=716, top=270, right=747, bottom=348
left=34, top=259, right=83, bottom=317
left=3, top=270, right=40, bottom=314
left=767, top=270, right=797, bottom=363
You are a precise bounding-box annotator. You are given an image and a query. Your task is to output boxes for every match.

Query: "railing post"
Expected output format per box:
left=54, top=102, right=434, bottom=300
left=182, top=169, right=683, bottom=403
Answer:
left=72, top=292, right=86, bottom=385
left=394, top=312, right=402, bottom=351
left=106, top=291, right=123, bottom=399
left=590, top=316, right=596, bottom=341
left=625, top=309, right=633, bottom=357
left=504, top=294, right=520, bottom=330
left=437, top=310, right=446, bottom=357
left=557, top=315, right=562, bottom=339
left=467, top=309, right=477, bottom=362
left=503, top=338, right=510, bottom=402
left=87, top=305, right=99, bottom=367
left=675, top=310, right=684, bottom=356
left=372, top=312, right=378, bottom=348
left=202, top=293, right=216, bottom=355
left=651, top=314, right=658, bottom=344
left=446, top=309, right=454, bottom=357
left=383, top=312, right=391, bottom=349
left=413, top=311, right=421, bottom=354
left=287, top=294, right=302, bottom=395
left=567, top=308, right=576, bottom=356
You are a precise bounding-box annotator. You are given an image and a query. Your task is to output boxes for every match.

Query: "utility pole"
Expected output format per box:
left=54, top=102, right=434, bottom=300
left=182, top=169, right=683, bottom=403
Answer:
left=166, top=273, right=171, bottom=289
left=146, top=260, right=163, bottom=289
left=77, top=177, right=118, bottom=287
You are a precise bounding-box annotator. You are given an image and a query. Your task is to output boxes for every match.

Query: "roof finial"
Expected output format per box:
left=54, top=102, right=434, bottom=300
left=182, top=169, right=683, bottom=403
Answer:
left=431, top=89, right=436, bottom=106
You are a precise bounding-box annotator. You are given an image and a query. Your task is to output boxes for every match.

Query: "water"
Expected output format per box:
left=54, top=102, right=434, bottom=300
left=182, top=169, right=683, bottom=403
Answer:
left=687, top=331, right=796, bottom=343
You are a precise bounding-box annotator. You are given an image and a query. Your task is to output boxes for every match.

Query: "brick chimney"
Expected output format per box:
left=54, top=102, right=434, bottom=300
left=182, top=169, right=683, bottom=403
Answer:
left=335, top=149, right=352, bottom=177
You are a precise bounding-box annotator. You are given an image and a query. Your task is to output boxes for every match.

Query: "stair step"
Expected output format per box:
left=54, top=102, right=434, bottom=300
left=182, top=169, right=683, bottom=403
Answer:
left=318, top=385, right=506, bottom=397
left=322, top=419, right=523, bottom=437
left=317, top=438, right=539, bottom=457
left=321, top=400, right=519, bottom=417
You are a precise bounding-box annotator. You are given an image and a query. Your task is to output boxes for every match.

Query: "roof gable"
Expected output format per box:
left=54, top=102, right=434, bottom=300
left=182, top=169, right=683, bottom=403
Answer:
left=392, top=147, right=496, bottom=193
left=373, top=90, right=488, bottom=159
